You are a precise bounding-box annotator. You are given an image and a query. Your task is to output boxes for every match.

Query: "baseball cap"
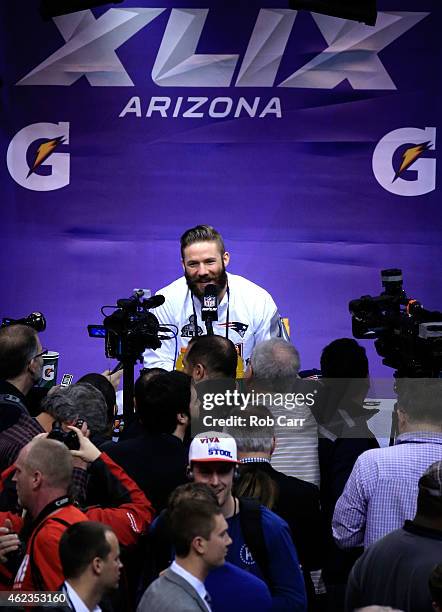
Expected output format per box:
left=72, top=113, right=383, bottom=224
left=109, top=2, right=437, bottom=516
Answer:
left=189, top=431, right=237, bottom=464
left=419, top=460, right=442, bottom=498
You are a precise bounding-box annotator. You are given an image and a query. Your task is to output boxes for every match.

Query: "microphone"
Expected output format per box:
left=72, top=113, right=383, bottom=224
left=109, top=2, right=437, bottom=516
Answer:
left=201, top=285, right=218, bottom=336
left=1, top=312, right=46, bottom=332
left=142, top=295, right=165, bottom=309
left=116, top=292, right=165, bottom=310
left=116, top=290, right=145, bottom=309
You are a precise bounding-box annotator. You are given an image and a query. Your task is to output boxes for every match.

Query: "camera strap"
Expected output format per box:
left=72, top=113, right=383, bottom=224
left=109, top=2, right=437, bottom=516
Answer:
left=28, top=515, right=71, bottom=591
left=20, top=496, right=72, bottom=544
left=13, top=496, right=72, bottom=590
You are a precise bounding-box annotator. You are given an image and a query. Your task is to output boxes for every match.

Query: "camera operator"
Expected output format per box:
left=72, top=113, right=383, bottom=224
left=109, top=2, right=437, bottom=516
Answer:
left=0, top=325, right=45, bottom=431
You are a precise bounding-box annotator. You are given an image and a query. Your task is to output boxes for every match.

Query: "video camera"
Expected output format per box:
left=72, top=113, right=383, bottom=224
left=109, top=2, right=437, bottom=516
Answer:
left=349, top=269, right=442, bottom=377
left=88, top=290, right=175, bottom=422
left=88, top=290, right=165, bottom=363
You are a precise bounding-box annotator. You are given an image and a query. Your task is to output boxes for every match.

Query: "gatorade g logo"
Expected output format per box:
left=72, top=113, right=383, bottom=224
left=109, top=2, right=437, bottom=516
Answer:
left=6, top=122, right=70, bottom=191
left=372, top=127, right=436, bottom=196
left=43, top=366, right=55, bottom=381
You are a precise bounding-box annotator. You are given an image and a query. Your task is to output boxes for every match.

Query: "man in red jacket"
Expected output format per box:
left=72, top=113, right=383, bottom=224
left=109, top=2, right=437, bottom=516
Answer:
left=12, top=437, right=87, bottom=591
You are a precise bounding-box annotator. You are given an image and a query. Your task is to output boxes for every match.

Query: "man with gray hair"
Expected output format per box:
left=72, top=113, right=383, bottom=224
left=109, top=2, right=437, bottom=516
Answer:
left=249, top=338, right=300, bottom=390
left=247, top=338, right=320, bottom=486
left=0, top=382, right=108, bottom=472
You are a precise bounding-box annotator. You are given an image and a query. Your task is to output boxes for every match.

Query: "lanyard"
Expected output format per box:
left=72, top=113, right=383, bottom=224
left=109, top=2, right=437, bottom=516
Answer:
left=21, top=495, right=71, bottom=543
left=191, top=286, right=230, bottom=338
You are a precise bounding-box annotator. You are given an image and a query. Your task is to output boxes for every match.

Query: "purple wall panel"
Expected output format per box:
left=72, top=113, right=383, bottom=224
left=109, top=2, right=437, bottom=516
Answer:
left=1, top=0, right=441, bottom=379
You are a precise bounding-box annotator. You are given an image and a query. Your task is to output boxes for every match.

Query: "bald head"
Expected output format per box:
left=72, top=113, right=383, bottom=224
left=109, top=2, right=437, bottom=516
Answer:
left=22, top=437, right=73, bottom=490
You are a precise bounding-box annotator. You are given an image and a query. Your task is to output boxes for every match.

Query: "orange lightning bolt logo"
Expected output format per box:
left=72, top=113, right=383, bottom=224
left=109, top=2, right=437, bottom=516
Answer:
left=27, top=136, right=66, bottom=178
left=392, top=141, right=432, bottom=182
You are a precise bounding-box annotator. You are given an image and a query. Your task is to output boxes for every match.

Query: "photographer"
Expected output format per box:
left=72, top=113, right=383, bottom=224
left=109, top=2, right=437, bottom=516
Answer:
left=0, top=429, right=154, bottom=595
left=0, top=437, right=87, bottom=591
left=0, top=382, right=108, bottom=473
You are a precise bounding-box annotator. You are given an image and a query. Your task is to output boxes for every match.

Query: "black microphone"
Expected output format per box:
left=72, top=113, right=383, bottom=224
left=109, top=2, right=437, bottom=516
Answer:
left=201, top=285, right=218, bottom=335
left=142, top=295, right=165, bottom=309
left=116, top=289, right=145, bottom=309
left=117, top=292, right=165, bottom=310
left=0, top=312, right=46, bottom=332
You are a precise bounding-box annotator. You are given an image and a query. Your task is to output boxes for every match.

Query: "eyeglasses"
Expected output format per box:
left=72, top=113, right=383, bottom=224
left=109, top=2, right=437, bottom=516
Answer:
left=30, top=349, right=49, bottom=361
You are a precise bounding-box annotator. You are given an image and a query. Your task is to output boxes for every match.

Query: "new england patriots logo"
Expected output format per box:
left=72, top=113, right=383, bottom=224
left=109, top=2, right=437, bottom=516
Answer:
left=219, top=322, right=249, bottom=338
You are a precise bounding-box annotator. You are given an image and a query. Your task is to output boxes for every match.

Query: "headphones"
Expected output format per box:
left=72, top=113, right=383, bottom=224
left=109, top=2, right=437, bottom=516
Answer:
left=187, top=464, right=240, bottom=481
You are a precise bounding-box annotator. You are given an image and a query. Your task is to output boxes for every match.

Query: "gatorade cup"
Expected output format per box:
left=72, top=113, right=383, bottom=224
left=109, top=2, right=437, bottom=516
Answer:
left=40, top=351, right=59, bottom=388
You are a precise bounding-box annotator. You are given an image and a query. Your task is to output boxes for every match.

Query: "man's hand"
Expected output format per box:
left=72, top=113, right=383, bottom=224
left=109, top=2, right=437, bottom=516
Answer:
left=0, top=519, right=20, bottom=563
left=102, top=368, right=123, bottom=392
left=68, top=425, right=101, bottom=466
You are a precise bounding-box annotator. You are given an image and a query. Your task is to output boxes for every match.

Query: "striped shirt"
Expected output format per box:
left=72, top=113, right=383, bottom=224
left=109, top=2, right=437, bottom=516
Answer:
left=269, top=403, right=320, bottom=486
left=332, top=431, right=442, bottom=548
left=0, top=413, right=44, bottom=471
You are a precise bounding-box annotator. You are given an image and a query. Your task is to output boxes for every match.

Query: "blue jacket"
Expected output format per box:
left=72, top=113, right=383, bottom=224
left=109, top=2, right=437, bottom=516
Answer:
left=227, top=507, right=307, bottom=611
left=206, top=562, right=272, bottom=612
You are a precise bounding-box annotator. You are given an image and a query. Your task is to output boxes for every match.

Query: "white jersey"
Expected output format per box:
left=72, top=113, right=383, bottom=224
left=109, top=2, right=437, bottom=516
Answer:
left=143, top=273, right=281, bottom=370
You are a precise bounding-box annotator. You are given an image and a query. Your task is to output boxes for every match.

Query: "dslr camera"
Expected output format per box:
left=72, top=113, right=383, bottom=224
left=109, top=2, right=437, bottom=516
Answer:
left=48, top=419, right=84, bottom=450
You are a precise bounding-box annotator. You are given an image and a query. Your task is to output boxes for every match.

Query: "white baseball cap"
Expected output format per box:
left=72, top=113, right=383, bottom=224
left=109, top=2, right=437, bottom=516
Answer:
left=189, top=431, right=237, bottom=464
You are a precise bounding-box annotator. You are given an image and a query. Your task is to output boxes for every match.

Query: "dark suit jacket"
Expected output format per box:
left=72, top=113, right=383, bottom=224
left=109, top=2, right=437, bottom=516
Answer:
left=137, top=568, right=208, bottom=612
left=317, top=400, right=380, bottom=587
left=101, top=432, right=187, bottom=512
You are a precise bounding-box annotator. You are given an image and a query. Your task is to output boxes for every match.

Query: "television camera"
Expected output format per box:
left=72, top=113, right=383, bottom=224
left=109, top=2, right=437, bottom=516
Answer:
left=349, top=268, right=442, bottom=378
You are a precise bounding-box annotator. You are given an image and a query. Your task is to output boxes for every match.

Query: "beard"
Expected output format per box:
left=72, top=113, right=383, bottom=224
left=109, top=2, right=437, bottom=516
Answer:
left=185, top=264, right=228, bottom=300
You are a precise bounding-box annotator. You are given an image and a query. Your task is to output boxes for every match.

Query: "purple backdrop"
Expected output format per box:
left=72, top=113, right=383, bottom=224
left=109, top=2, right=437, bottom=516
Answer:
left=1, top=0, right=441, bottom=379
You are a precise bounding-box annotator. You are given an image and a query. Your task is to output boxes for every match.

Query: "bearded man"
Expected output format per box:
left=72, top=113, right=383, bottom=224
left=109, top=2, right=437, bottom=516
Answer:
left=143, top=225, right=283, bottom=371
